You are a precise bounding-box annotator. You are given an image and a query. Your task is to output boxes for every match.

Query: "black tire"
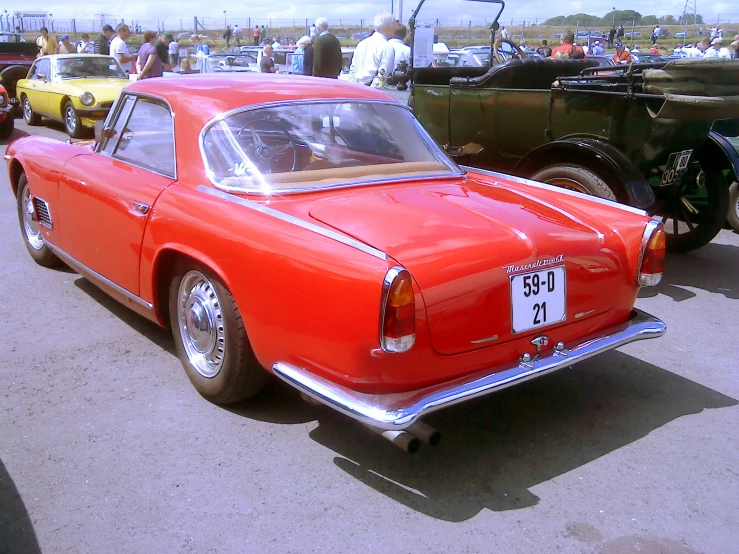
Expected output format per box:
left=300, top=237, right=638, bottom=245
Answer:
left=0, top=115, right=13, bottom=139
left=728, top=182, right=739, bottom=233
left=16, top=173, right=60, bottom=267
left=21, top=95, right=40, bottom=126
left=530, top=164, right=618, bottom=201
left=169, top=261, right=268, bottom=405
left=63, top=100, right=84, bottom=139
left=662, top=170, right=729, bottom=253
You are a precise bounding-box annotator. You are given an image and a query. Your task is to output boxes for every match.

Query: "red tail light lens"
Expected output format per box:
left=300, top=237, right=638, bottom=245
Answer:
left=638, top=222, right=665, bottom=286
left=380, top=267, right=416, bottom=353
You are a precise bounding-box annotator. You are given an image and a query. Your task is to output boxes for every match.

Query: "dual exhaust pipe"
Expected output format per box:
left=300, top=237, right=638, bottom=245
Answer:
left=363, top=420, right=441, bottom=454
left=300, top=392, right=440, bottom=453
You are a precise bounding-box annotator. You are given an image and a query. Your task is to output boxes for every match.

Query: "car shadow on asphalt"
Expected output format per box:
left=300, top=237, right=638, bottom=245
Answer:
left=70, top=273, right=738, bottom=521
left=639, top=241, right=739, bottom=301
left=0, top=126, right=28, bottom=147
left=0, top=458, right=42, bottom=553
left=305, top=352, right=736, bottom=521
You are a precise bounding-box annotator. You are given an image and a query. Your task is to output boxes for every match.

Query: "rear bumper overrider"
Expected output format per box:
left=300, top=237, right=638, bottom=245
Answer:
left=273, top=309, right=666, bottom=430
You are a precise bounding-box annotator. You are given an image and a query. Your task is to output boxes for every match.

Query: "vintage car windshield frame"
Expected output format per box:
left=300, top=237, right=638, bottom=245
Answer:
left=54, top=55, right=127, bottom=81
left=409, top=0, right=505, bottom=74
left=198, top=98, right=465, bottom=195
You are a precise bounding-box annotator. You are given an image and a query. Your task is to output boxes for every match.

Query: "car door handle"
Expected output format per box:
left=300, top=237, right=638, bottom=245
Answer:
left=130, top=201, right=150, bottom=215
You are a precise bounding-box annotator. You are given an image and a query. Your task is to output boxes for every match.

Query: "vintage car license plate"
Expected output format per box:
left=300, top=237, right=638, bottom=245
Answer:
left=9, top=97, right=18, bottom=106
left=660, top=149, right=692, bottom=186
left=510, top=267, right=566, bottom=334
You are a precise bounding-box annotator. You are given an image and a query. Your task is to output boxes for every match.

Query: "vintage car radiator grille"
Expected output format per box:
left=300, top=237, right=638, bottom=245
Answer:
left=33, top=197, right=53, bottom=229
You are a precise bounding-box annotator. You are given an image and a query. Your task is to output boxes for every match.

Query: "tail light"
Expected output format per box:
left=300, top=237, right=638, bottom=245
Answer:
left=637, top=221, right=665, bottom=286
left=380, top=267, right=416, bottom=353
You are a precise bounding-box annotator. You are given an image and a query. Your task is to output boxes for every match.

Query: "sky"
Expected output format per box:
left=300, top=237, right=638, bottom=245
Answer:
left=6, top=0, right=738, bottom=24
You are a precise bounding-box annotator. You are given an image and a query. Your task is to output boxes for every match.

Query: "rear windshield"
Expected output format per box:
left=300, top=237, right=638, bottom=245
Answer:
left=201, top=101, right=460, bottom=194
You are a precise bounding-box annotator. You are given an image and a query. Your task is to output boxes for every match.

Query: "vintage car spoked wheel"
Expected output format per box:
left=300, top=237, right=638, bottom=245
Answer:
left=530, top=164, right=617, bottom=200
left=237, top=119, right=297, bottom=174
left=22, top=96, right=40, bottom=126
left=658, top=169, right=729, bottom=253
left=492, top=38, right=525, bottom=64
left=727, top=182, right=739, bottom=232
left=16, top=173, right=59, bottom=267
left=169, top=263, right=268, bottom=404
left=63, top=101, right=84, bottom=139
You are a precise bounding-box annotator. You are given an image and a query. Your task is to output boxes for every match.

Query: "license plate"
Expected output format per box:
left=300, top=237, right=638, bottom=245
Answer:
left=9, top=97, right=18, bottom=105
left=510, top=267, right=566, bottom=334
left=660, top=149, right=692, bottom=186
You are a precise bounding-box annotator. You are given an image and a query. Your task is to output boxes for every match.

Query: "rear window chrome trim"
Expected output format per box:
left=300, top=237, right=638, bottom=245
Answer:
left=199, top=98, right=463, bottom=195
left=461, top=165, right=649, bottom=217
left=196, top=185, right=389, bottom=261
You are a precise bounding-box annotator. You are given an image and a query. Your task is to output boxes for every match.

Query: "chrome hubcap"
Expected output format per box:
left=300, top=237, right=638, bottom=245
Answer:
left=177, top=271, right=225, bottom=378
left=23, top=98, right=31, bottom=121
left=65, top=107, right=76, bottom=132
left=21, top=184, right=44, bottom=250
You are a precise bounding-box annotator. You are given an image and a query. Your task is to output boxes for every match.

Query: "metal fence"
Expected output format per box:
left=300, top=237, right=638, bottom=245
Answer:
left=3, top=14, right=738, bottom=38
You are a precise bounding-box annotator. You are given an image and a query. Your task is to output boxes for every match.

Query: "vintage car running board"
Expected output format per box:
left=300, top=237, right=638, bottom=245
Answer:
left=273, top=309, right=666, bottom=431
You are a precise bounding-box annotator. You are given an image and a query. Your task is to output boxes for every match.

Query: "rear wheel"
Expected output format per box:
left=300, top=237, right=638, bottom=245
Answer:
left=659, top=169, right=729, bottom=253
left=530, top=164, right=618, bottom=201
left=63, top=101, right=83, bottom=138
left=728, top=182, right=739, bottom=233
left=169, top=262, right=268, bottom=404
left=22, top=95, right=40, bottom=126
left=16, top=173, right=59, bottom=267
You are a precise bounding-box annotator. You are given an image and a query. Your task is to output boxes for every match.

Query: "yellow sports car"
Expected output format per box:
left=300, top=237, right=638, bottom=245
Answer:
left=16, top=54, right=130, bottom=138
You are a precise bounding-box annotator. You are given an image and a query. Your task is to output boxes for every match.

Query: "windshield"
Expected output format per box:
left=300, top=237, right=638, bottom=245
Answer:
left=56, top=57, right=127, bottom=79
left=205, top=55, right=257, bottom=72
left=201, top=101, right=460, bottom=194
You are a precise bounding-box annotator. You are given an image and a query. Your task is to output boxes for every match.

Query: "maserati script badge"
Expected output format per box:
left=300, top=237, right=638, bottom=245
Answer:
left=503, top=255, right=564, bottom=274
left=531, top=335, right=549, bottom=352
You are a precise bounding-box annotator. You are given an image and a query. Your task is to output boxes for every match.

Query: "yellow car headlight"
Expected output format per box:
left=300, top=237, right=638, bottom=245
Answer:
left=80, top=92, right=95, bottom=106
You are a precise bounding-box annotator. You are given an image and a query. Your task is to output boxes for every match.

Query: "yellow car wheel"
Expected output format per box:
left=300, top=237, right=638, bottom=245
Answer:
left=22, top=95, right=40, bottom=126
left=63, top=101, right=84, bottom=139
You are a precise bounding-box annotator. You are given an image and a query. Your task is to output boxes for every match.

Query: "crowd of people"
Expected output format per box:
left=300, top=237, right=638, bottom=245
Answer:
left=535, top=29, right=739, bottom=63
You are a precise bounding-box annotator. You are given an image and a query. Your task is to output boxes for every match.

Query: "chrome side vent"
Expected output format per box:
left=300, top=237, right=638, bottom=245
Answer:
left=33, top=197, right=53, bottom=229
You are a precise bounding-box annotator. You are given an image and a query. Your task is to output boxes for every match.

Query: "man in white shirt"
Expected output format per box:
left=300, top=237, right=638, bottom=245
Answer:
left=349, top=12, right=396, bottom=85
left=704, top=37, right=732, bottom=58
left=389, top=23, right=411, bottom=67
left=77, top=33, right=94, bottom=54
left=109, top=25, right=135, bottom=71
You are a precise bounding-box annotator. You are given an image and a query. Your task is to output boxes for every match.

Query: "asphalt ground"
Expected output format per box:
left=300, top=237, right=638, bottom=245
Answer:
left=1, top=118, right=738, bottom=554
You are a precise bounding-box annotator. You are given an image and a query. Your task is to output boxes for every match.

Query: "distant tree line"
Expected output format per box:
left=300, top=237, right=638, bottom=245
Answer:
left=542, top=10, right=703, bottom=26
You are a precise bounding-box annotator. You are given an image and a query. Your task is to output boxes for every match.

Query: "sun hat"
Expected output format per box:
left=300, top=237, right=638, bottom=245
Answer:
left=711, top=37, right=723, bottom=45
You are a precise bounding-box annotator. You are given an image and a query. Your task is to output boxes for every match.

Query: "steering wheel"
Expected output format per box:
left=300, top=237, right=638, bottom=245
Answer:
left=237, top=119, right=297, bottom=174
left=492, top=38, right=525, bottom=64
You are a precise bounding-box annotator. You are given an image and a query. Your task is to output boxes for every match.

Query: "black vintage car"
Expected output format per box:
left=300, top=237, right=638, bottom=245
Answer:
left=408, top=0, right=739, bottom=252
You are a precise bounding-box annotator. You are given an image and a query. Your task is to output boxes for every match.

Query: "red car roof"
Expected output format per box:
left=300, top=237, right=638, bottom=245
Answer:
left=127, top=74, right=396, bottom=129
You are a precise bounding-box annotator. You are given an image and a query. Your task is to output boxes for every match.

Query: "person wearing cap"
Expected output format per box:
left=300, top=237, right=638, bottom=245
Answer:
left=58, top=35, right=75, bottom=54
left=155, top=33, right=175, bottom=72
left=109, top=25, right=135, bottom=72
left=549, top=32, right=585, bottom=59
left=36, top=27, right=59, bottom=57
left=591, top=40, right=604, bottom=55
left=612, top=42, right=632, bottom=64
left=94, top=24, right=115, bottom=55
left=77, top=33, right=94, bottom=54
left=704, top=36, right=731, bottom=58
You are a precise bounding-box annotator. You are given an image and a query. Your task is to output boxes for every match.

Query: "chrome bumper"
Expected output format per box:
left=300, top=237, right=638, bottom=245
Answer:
left=273, top=309, right=666, bottom=430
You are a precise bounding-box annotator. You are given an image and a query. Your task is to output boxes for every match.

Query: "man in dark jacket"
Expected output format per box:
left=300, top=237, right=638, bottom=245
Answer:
left=94, top=24, right=115, bottom=55
left=301, top=42, right=315, bottom=76
left=311, top=17, right=343, bottom=78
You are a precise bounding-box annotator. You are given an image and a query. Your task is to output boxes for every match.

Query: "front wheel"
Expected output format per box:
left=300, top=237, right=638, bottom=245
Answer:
left=169, top=262, right=268, bottom=404
left=530, top=164, right=618, bottom=201
left=658, top=169, right=729, bottom=253
left=16, top=173, right=59, bottom=267
left=0, top=115, right=13, bottom=139
left=22, top=95, right=40, bottom=126
left=63, top=101, right=84, bottom=138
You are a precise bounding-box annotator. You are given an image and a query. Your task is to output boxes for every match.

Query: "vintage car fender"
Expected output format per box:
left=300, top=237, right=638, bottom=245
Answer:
left=514, top=137, right=656, bottom=210
left=697, top=131, right=739, bottom=183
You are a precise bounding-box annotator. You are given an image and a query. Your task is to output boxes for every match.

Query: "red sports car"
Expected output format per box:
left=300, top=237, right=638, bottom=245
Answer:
left=0, top=83, right=14, bottom=139
left=6, top=74, right=666, bottom=452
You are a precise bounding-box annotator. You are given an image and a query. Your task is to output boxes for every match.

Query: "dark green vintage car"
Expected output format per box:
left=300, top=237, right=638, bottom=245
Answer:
left=408, top=1, right=739, bottom=251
